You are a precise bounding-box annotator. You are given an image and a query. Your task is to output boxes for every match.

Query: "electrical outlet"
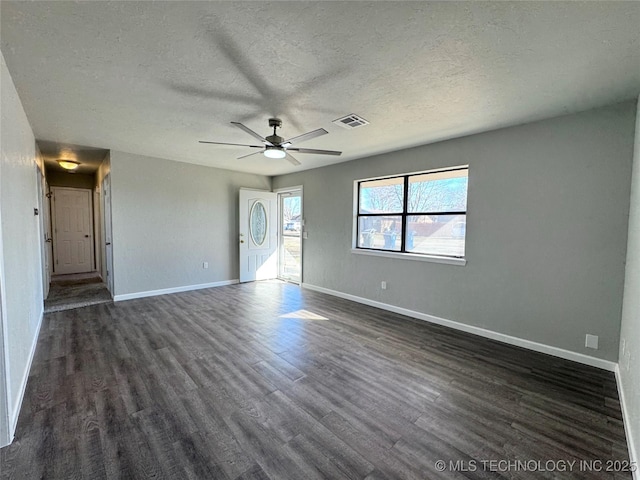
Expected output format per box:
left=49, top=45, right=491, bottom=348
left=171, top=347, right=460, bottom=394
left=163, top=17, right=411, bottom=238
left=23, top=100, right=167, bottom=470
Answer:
left=585, top=334, right=599, bottom=349
left=203, top=262, right=208, bottom=269
left=302, top=231, right=308, bottom=239
left=621, top=338, right=626, bottom=355
left=381, top=281, right=387, bottom=290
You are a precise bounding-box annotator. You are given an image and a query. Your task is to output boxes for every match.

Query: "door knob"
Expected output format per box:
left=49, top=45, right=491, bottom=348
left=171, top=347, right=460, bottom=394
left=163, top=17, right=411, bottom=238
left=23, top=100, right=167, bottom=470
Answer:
left=240, top=240, right=245, bottom=243
left=84, top=235, right=90, bottom=238
left=106, top=242, right=111, bottom=246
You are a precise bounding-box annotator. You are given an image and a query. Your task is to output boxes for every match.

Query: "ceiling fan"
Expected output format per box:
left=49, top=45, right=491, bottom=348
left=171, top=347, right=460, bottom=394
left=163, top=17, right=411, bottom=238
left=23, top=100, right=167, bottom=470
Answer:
left=199, top=118, right=342, bottom=166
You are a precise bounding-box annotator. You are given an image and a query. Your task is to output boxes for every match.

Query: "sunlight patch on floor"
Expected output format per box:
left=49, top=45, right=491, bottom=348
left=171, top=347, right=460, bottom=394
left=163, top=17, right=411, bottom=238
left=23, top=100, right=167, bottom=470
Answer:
left=279, top=309, right=329, bottom=320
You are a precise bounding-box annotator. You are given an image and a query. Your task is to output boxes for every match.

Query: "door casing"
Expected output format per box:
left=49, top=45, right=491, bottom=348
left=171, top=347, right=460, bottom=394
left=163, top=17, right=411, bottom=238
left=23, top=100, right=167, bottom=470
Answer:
left=36, top=165, right=50, bottom=298
left=102, top=175, right=114, bottom=293
left=0, top=195, right=9, bottom=447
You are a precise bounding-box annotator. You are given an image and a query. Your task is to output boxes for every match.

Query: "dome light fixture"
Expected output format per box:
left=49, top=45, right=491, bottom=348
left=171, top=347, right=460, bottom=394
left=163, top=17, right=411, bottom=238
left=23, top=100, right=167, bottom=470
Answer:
left=263, top=147, right=286, bottom=159
left=58, top=159, right=80, bottom=171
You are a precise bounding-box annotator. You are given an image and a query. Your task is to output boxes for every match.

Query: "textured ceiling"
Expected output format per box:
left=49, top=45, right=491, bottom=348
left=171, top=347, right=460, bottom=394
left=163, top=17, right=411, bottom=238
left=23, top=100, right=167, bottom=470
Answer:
left=2, top=1, right=639, bottom=176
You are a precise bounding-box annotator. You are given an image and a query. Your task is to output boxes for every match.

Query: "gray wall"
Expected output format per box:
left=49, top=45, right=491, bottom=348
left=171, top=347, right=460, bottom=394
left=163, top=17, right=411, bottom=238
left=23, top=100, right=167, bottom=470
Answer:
left=0, top=52, right=44, bottom=444
left=110, top=152, right=270, bottom=296
left=619, top=96, right=640, bottom=468
left=273, top=102, right=636, bottom=362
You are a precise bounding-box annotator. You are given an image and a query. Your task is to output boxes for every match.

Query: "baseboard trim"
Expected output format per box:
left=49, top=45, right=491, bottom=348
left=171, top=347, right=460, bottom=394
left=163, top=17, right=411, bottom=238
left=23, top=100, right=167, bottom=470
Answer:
left=615, top=365, right=639, bottom=480
left=301, top=283, right=617, bottom=372
left=113, top=279, right=239, bottom=302
left=9, top=307, right=44, bottom=440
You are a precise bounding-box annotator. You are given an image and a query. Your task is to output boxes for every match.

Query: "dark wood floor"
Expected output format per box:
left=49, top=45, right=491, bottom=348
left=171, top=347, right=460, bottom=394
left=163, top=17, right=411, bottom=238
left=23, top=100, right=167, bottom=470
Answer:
left=0, top=281, right=632, bottom=479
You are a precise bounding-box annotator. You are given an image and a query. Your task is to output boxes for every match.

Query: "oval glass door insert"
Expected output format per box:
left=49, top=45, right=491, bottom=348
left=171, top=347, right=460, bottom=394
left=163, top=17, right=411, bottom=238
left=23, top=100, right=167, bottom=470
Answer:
left=250, top=200, right=268, bottom=246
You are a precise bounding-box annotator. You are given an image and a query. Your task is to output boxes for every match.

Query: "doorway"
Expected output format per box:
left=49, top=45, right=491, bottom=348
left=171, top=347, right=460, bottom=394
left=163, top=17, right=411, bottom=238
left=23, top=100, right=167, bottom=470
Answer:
left=278, top=188, right=302, bottom=284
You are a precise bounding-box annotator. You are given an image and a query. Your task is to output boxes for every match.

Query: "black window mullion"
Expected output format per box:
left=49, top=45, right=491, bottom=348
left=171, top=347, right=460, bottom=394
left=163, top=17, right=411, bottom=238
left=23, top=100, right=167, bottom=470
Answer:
left=356, top=181, right=362, bottom=244
left=356, top=212, right=402, bottom=217
left=400, top=175, right=409, bottom=252
left=410, top=211, right=466, bottom=216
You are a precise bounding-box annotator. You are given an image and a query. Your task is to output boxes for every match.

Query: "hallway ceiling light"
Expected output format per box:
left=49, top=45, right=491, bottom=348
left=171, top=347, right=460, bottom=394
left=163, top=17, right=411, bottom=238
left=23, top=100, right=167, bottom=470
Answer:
left=58, top=160, right=80, bottom=171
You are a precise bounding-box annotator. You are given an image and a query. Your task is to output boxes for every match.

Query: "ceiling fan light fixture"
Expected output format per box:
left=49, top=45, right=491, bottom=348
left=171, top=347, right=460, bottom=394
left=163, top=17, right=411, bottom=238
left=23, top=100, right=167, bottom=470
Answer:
left=200, top=118, right=341, bottom=166
left=58, top=159, right=80, bottom=171
left=264, top=147, right=286, bottom=159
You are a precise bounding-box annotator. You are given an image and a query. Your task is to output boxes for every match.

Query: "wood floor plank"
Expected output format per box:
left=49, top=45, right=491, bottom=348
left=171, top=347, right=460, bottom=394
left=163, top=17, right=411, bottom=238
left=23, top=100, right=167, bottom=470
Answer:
left=171, top=433, right=229, bottom=480
left=0, top=281, right=632, bottom=479
left=225, top=408, right=321, bottom=480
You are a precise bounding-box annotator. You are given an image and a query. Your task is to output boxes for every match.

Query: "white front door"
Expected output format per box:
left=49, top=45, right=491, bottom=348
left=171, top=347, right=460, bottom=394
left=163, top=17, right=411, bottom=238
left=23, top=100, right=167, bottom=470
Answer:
left=102, top=175, right=114, bottom=294
left=52, top=187, right=94, bottom=275
left=239, top=188, right=277, bottom=283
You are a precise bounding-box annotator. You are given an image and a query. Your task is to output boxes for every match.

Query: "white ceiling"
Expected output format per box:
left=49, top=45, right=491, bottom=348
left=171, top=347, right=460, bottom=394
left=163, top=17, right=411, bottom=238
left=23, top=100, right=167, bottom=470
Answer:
left=2, top=1, right=639, bottom=176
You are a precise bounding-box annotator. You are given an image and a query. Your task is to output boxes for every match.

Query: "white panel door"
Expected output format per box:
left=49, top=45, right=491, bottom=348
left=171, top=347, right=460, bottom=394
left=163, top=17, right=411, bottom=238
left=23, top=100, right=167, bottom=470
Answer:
left=52, top=187, right=94, bottom=275
left=239, top=188, right=277, bottom=283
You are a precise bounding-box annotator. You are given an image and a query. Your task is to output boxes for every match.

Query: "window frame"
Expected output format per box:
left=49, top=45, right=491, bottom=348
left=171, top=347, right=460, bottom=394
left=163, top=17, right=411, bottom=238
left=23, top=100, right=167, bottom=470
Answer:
left=353, top=165, right=469, bottom=263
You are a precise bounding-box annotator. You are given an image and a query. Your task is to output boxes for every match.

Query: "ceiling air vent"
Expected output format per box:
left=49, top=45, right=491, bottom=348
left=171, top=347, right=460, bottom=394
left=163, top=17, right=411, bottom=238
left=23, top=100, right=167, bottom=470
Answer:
left=333, top=114, right=369, bottom=129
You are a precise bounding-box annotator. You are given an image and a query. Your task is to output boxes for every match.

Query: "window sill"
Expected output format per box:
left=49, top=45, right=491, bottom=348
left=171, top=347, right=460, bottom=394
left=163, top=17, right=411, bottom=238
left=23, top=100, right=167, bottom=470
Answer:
left=351, top=248, right=467, bottom=266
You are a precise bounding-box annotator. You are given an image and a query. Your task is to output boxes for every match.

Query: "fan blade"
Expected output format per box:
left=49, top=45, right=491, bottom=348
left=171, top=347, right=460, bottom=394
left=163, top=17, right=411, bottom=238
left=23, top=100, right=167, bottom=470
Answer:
left=282, top=128, right=328, bottom=147
left=199, top=141, right=264, bottom=148
left=231, top=122, right=273, bottom=146
left=285, top=153, right=301, bottom=166
left=286, top=147, right=342, bottom=156
left=237, top=150, right=265, bottom=160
